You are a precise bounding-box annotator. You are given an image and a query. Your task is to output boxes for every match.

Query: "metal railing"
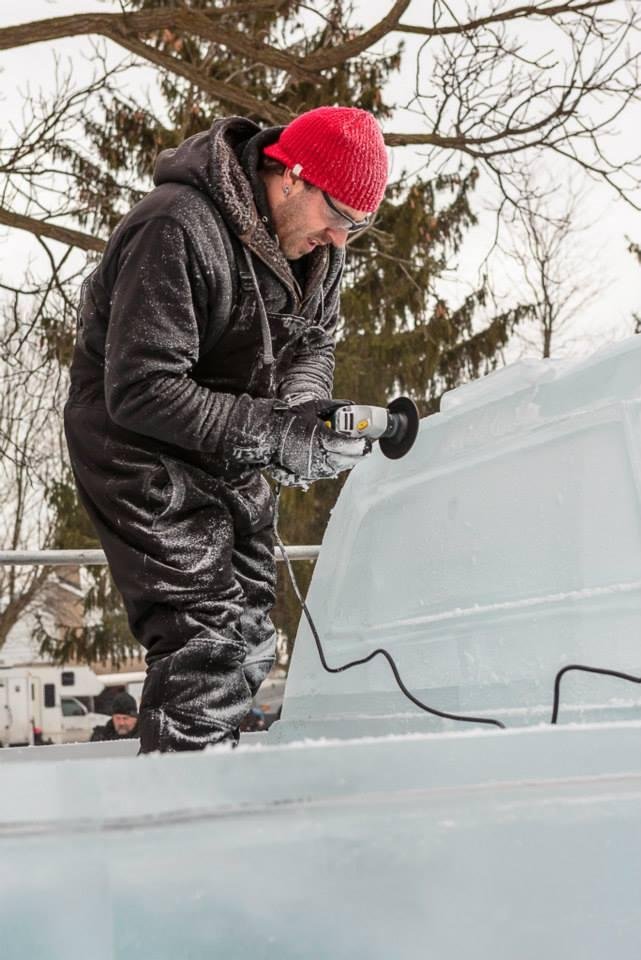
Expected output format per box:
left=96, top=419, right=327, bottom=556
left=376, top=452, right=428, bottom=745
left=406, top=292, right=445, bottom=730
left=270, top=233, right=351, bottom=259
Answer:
left=0, top=546, right=320, bottom=566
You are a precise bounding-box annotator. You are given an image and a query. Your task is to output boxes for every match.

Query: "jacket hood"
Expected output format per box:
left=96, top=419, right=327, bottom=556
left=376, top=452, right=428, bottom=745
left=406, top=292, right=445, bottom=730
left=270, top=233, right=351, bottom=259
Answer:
left=153, top=117, right=280, bottom=238
left=153, top=116, right=334, bottom=297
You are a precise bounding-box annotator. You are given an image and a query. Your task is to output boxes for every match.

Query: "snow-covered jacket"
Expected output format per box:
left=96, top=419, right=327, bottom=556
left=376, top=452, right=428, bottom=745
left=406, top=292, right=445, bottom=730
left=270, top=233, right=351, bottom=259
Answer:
left=68, top=117, right=344, bottom=467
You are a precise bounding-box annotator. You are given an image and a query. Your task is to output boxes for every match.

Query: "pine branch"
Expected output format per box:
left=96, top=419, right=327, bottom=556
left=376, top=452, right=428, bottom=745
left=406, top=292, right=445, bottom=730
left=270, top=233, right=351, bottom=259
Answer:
left=0, top=565, right=51, bottom=650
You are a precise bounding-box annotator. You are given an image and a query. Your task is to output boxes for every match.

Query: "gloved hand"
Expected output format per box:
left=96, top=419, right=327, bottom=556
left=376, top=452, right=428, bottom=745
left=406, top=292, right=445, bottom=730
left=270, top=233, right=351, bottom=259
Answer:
left=270, top=398, right=371, bottom=487
left=222, top=395, right=371, bottom=489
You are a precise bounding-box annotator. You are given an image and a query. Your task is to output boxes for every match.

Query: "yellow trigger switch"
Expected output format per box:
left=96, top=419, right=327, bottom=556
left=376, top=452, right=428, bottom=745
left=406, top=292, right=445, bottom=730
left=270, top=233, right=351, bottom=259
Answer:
left=357, top=419, right=369, bottom=431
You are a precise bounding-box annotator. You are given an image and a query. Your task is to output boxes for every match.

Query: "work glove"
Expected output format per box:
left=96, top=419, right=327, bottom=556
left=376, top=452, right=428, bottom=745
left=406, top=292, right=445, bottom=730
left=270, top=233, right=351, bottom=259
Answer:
left=269, top=398, right=371, bottom=488
left=222, top=395, right=371, bottom=489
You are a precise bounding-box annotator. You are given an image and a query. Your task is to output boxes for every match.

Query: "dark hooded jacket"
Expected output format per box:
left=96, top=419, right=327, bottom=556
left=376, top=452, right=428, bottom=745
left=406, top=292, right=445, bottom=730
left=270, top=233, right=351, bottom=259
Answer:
left=67, top=117, right=344, bottom=469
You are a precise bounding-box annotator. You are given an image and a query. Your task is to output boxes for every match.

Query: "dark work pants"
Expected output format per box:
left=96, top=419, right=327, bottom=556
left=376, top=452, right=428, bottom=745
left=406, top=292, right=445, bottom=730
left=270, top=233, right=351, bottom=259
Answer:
left=64, top=404, right=277, bottom=752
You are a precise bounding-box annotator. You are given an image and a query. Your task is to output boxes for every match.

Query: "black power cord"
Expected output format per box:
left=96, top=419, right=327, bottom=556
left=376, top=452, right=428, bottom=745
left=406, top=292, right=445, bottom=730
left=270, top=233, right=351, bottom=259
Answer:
left=551, top=664, right=641, bottom=724
left=274, top=488, right=505, bottom=731
left=274, top=489, right=641, bottom=733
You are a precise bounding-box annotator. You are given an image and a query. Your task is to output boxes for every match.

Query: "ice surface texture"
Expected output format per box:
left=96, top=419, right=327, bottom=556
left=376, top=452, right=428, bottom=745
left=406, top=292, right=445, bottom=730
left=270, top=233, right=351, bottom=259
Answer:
left=282, top=336, right=641, bottom=736
left=1, top=724, right=640, bottom=959
left=2, top=338, right=640, bottom=959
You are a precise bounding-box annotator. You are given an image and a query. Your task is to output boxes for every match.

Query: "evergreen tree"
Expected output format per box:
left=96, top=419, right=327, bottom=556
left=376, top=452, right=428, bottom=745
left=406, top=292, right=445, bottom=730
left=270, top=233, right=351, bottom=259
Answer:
left=36, top=474, right=139, bottom=667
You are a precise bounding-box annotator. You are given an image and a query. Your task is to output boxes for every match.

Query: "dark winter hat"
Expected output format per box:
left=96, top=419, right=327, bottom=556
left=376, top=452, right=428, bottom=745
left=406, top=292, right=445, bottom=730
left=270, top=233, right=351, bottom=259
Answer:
left=111, top=691, right=138, bottom=717
left=264, top=106, right=388, bottom=213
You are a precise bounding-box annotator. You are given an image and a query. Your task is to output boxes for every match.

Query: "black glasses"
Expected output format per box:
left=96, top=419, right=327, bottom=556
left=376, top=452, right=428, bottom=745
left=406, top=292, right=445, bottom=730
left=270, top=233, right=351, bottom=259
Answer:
left=321, top=190, right=372, bottom=233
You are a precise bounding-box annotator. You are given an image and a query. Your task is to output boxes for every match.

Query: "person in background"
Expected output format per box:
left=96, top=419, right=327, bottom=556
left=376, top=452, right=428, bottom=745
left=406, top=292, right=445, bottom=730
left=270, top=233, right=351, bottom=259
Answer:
left=91, top=691, right=140, bottom=742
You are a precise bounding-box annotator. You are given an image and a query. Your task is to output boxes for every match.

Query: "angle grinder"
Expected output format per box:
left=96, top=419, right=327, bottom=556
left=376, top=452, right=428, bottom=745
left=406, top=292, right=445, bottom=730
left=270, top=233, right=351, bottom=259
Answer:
left=324, top=396, right=420, bottom=460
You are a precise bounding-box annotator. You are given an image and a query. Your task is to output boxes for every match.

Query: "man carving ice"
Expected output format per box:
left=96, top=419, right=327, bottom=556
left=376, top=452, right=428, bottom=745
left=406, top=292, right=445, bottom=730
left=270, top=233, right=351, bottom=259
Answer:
left=64, top=106, right=388, bottom=752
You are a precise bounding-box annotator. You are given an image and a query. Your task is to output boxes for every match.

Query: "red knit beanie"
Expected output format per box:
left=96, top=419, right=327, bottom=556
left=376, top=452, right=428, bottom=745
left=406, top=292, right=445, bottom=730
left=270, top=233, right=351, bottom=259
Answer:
left=264, top=106, right=388, bottom=213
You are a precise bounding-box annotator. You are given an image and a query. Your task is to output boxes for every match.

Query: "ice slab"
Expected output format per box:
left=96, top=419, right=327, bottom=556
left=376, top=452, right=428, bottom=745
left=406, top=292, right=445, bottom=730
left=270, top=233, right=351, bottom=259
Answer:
left=1, top=722, right=640, bottom=959
left=2, top=337, right=640, bottom=959
left=280, top=336, right=641, bottom=737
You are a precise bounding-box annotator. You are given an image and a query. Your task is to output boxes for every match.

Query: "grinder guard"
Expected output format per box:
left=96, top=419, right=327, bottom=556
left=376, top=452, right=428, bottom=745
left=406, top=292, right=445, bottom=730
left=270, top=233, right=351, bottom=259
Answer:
left=380, top=396, right=420, bottom=460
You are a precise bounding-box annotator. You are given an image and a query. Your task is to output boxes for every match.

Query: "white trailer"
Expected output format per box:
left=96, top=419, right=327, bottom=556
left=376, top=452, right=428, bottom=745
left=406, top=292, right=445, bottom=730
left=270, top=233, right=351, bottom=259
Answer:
left=0, top=665, right=109, bottom=746
left=0, top=670, right=34, bottom=746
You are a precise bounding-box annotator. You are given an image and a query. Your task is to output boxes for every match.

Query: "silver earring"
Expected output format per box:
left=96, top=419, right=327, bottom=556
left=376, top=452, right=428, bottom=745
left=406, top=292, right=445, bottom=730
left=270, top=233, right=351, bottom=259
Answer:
left=283, top=186, right=290, bottom=196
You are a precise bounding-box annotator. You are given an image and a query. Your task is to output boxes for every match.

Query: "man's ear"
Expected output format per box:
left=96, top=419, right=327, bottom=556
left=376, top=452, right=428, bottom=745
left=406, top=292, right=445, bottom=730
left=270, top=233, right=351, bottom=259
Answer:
left=283, top=167, right=305, bottom=193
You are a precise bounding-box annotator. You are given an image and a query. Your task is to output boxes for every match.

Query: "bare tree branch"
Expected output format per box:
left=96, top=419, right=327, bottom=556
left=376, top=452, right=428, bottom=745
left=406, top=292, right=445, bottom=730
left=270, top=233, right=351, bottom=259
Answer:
left=0, top=3, right=289, bottom=55
left=0, top=8, right=305, bottom=123
left=0, top=6, right=316, bottom=80
left=0, top=207, right=104, bottom=252
left=95, top=28, right=292, bottom=123
left=303, top=0, right=413, bottom=68
left=501, top=177, right=603, bottom=357
left=0, top=0, right=640, bottom=248
left=1, top=1, right=639, bottom=158
left=396, top=0, right=617, bottom=36
left=0, top=297, right=70, bottom=651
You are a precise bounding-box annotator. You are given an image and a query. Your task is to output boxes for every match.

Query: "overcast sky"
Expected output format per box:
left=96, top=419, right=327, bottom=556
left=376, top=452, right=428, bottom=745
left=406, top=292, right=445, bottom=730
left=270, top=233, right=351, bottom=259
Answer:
left=1, top=0, right=639, bottom=359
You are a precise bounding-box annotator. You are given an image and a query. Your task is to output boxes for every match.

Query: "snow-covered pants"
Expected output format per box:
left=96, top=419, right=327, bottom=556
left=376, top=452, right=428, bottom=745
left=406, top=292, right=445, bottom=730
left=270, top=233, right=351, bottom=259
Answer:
left=64, top=404, right=277, bottom=752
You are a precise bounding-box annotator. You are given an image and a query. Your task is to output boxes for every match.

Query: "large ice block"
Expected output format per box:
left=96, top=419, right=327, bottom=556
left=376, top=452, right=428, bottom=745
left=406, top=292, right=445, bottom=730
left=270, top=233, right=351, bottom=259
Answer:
left=280, top=336, right=641, bottom=738
left=1, top=723, right=641, bottom=960
left=1, top=337, right=640, bottom=960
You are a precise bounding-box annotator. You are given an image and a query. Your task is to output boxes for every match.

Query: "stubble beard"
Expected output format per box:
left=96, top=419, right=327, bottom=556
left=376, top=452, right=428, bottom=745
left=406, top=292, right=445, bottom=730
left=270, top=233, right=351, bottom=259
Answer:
left=275, top=193, right=316, bottom=260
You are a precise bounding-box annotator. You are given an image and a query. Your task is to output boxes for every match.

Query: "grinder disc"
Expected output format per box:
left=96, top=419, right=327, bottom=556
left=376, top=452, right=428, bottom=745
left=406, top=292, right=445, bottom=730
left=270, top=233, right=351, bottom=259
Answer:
left=379, top=396, right=420, bottom=460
